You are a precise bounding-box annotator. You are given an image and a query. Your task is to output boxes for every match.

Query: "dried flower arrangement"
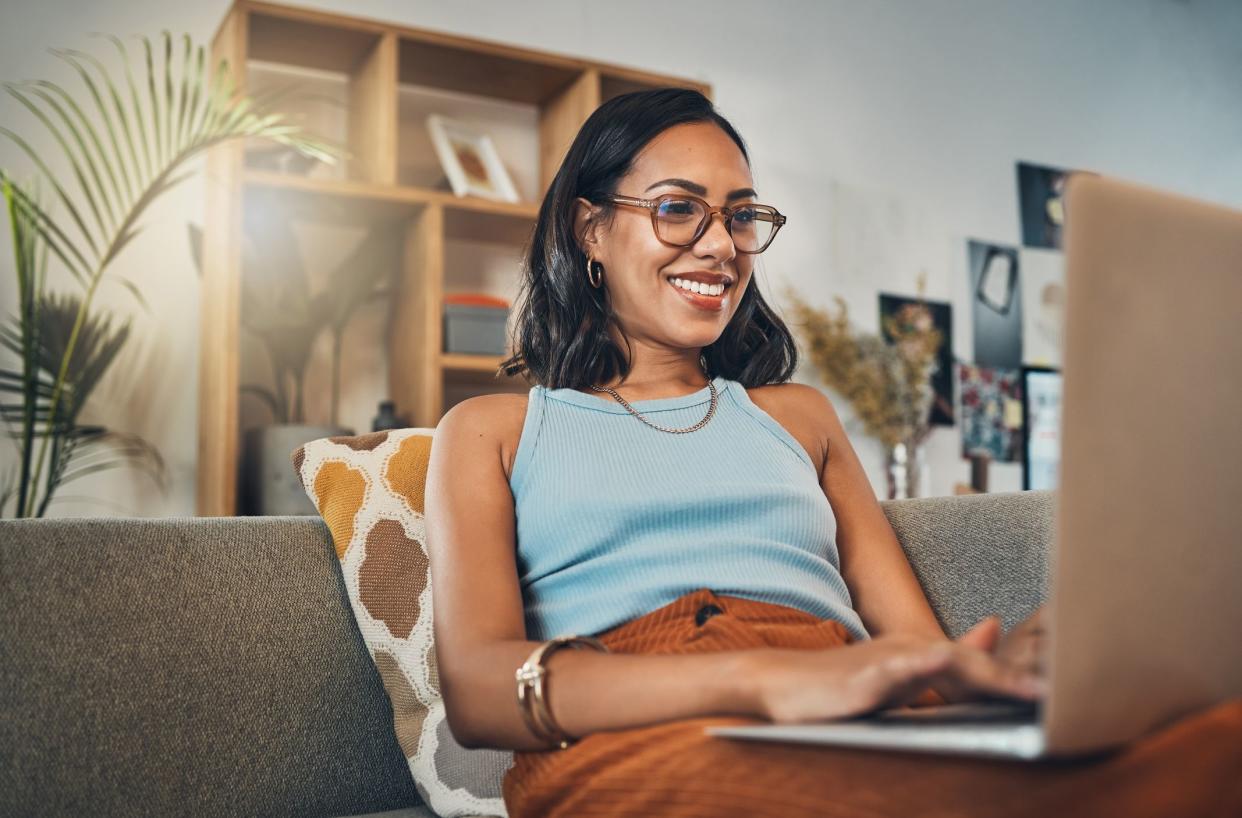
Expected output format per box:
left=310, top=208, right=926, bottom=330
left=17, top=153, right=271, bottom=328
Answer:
left=783, top=283, right=943, bottom=452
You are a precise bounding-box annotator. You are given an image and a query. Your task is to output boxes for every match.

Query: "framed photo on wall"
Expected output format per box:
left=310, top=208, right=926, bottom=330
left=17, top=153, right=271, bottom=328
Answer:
left=1016, top=161, right=1070, bottom=250
left=959, top=363, right=1023, bottom=463
left=967, top=239, right=1023, bottom=370
left=878, top=293, right=955, bottom=426
left=426, top=114, right=520, bottom=203
left=1021, top=365, right=1063, bottom=490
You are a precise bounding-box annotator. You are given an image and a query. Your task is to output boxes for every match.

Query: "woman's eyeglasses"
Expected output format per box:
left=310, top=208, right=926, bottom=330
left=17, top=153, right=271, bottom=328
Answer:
left=600, top=193, right=786, bottom=254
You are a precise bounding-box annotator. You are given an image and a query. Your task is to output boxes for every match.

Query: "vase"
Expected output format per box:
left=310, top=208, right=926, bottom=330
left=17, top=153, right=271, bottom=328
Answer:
left=241, top=424, right=353, bottom=515
left=886, top=440, right=930, bottom=500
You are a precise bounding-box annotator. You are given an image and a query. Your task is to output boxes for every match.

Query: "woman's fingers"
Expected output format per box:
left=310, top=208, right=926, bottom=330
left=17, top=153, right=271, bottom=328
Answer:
left=956, top=615, right=1002, bottom=652
left=1003, top=639, right=1046, bottom=678
left=995, top=612, right=1048, bottom=677
left=875, top=645, right=961, bottom=709
left=948, top=641, right=1046, bottom=699
left=764, top=635, right=1047, bottom=725
left=863, top=639, right=1043, bottom=709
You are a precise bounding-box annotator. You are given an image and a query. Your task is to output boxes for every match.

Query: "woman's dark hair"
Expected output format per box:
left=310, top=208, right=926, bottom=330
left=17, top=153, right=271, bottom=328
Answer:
left=498, top=87, right=798, bottom=390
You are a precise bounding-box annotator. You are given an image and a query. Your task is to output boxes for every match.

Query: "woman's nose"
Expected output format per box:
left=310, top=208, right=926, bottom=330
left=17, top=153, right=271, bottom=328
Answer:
left=695, top=211, right=737, bottom=259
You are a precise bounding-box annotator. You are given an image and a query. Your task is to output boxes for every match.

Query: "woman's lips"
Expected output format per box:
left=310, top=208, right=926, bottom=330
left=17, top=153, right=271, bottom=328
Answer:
left=667, top=279, right=727, bottom=311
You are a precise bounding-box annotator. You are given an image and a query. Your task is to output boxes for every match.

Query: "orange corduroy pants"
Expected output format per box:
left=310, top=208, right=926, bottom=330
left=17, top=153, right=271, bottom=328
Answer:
left=502, top=588, right=1242, bottom=818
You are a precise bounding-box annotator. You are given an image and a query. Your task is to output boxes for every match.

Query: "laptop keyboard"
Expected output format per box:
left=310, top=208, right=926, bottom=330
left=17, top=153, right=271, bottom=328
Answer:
left=863, top=700, right=1041, bottom=724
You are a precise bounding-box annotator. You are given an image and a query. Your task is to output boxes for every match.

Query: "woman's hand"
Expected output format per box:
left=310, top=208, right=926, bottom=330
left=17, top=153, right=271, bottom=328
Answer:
left=748, top=628, right=1046, bottom=724
left=993, top=605, right=1047, bottom=679
left=926, top=606, right=1049, bottom=705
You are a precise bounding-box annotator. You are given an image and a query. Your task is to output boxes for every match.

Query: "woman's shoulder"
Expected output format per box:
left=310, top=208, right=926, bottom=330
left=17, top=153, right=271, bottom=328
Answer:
left=441, top=391, right=530, bottom=482
left=740, top=381, right=833, bottom=475
left=744, top=380, right=832, bottom=411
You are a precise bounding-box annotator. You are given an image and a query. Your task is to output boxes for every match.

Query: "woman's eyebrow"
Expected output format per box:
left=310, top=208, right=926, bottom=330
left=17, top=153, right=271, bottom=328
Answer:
left=644, top=177, right=758, bottom=201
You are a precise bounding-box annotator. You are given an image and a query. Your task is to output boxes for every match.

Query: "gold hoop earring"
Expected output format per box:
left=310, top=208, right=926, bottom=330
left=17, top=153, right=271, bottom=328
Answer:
left=586, top=255, right=603, bottom=288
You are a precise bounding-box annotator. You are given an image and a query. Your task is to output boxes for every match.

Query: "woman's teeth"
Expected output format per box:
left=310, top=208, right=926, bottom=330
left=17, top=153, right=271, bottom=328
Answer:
left=670, top=277, right=725, bottom=297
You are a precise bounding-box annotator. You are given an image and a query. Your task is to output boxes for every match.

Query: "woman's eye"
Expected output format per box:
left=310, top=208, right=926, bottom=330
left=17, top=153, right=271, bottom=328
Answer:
left=660, top=200, right=696, bottom=216
left=733, top=207, right=757, bottom=223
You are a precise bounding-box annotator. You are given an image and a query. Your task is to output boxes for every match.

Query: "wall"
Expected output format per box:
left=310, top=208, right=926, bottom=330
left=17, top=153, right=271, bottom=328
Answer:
left=1, top=0, right=1238, bottom=516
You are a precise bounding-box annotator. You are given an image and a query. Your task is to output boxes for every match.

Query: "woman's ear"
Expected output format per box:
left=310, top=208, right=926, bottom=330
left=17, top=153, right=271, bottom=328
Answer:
left=572, top=196, right=601, bottom=255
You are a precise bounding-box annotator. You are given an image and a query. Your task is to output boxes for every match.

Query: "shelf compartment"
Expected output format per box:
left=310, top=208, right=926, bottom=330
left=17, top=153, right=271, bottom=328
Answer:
left=397, top=32, right=582, bottom=104
left=244, top=7, right=397, bottom=184
left=248, top=6, right=386, bottom=71
left=397, top=82, right=540, bottom=203
left=443, top=205, right=536, bottom=246
left=441, top=353, right=511, bottom=373
left=441, top=363, right=530, bottom=417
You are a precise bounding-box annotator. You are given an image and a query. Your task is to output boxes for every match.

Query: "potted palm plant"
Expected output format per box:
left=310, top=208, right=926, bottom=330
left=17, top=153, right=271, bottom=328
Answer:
left=0, top=31, right=342, bottom=517
left=187, top=211, right=399, bottom=515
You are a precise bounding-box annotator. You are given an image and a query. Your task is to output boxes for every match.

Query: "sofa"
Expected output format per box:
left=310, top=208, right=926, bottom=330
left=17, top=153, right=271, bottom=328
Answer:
left=1, top=489, right=1053, bottom=817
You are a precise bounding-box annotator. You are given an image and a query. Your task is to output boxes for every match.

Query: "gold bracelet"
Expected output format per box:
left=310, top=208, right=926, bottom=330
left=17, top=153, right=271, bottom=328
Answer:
left=515, top=636, right=609, bottom=749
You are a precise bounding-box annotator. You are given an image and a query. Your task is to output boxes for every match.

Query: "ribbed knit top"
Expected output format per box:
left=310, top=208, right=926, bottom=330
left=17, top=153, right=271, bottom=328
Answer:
left=508, top=375, right=870, bottom=643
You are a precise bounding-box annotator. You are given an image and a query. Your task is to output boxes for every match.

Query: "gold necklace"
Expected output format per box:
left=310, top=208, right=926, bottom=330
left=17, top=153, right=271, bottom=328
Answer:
left=589, top=379, right=718, bottom=434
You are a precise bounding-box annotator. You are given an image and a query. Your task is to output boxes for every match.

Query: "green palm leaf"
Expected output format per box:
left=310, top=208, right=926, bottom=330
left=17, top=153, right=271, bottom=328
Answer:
left=0, top=30, right=344, bottom=516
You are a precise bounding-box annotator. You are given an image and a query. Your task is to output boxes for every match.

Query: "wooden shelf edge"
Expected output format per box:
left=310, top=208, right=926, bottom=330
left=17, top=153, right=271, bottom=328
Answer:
left=441, top=352, right=509, bottom=372
left=240, top=0, right=391, bottom=35
left=241, top=169, right=540, bottom=218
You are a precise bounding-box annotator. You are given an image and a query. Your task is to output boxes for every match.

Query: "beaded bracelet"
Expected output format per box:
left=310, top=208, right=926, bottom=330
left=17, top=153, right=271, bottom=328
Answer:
left=515, top=636, right=610, bottom=749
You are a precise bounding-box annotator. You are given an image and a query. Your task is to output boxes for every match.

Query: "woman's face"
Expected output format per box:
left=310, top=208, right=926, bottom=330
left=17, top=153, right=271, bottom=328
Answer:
left=575, top=121, right=757, bottom=356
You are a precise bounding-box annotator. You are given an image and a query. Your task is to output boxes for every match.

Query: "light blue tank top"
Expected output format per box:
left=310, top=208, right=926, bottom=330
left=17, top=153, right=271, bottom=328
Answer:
left=508, top=375, right=870, bottom=642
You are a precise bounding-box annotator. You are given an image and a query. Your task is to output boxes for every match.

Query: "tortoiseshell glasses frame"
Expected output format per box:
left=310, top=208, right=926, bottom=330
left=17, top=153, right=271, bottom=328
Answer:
left=600, top=193, right=787, bottom=254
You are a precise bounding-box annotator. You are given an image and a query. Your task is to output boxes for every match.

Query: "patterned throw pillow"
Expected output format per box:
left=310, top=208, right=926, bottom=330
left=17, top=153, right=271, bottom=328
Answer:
left=291, top=428, right=511, bottom=818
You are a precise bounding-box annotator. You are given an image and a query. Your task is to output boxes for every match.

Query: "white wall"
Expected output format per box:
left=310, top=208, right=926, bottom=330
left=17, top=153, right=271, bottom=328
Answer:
left=1, top=0, right=1239, bottom=516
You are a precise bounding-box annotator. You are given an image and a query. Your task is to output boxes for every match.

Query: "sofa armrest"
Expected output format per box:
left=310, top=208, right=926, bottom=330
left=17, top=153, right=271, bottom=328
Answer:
left=881, top=489, right=1054, bottom=637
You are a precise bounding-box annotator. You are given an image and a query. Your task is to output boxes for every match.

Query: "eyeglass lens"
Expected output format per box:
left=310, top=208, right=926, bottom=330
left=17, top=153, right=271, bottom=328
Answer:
left=654, top=198, right=776, bottom=252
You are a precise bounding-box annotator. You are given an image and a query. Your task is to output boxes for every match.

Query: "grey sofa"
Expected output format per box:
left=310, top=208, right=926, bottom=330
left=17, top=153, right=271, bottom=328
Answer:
left=1, top=490, right=1052, bottom=818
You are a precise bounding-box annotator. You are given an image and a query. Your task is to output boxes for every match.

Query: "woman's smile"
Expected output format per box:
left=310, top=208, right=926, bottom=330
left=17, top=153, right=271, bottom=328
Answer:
left=665, top=275, right=732, bottom=312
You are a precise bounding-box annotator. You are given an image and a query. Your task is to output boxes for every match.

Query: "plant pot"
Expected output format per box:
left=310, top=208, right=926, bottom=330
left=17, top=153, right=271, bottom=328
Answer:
left=242, top=424, right=353, bottom=516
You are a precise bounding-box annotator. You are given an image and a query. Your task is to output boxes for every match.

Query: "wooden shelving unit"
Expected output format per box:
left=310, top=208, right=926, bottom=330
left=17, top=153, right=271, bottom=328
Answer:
left=196, top=1, right=710, bottom=515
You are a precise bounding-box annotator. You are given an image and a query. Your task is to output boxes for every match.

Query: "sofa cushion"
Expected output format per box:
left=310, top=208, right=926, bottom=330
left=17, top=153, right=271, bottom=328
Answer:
left=1, top=515, right=425, bottom=818
left=881, top=489, right=1052, bottom=636
left=292, top=429, right=511, bottom=818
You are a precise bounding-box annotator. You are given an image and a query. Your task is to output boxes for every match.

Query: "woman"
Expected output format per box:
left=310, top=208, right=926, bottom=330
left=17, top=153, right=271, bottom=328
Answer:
left=424, top=88, right=1240, bottom=817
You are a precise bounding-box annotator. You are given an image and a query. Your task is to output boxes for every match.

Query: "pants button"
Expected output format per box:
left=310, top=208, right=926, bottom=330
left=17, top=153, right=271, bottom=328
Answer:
left=695, top=604, right=725, bottom=627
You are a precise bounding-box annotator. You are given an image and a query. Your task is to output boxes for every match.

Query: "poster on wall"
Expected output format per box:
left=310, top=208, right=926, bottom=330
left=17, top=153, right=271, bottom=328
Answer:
left=1021, top=366, right=1062, bottom=490
left=879, top=294, right=955, bottom=426
left=959, top=363, right=1024, bottom=463
left=968, top=239, right=1023, bottom=369
left=1020, top=249, right=1066, bottom=367
left=1016, top=161, right=1071, bottom=249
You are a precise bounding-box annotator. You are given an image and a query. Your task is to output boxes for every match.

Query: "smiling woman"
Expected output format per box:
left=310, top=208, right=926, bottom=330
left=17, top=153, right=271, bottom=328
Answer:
left=423, top=87, right=1242, bottom=818
left=496, top=90, right=797, bottom=395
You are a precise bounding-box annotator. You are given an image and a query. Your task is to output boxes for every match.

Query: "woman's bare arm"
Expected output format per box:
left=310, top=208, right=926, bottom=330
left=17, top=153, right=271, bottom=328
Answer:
left=425, top=395, right=1042, bottom=751
left=789, top=384, right=948, bottom=642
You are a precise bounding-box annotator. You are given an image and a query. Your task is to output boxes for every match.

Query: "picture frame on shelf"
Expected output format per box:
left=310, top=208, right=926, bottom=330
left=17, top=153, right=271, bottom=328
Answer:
left=426, top=113, right=520, bottom=203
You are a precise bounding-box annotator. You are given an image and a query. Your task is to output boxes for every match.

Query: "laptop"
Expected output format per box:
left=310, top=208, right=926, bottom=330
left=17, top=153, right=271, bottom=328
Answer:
left=706, top=173, right=1242, bottom=760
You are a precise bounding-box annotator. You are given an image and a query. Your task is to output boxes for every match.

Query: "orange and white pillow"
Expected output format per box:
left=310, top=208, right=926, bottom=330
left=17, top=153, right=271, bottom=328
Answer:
left=291, top=428, right=511, bottom=818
